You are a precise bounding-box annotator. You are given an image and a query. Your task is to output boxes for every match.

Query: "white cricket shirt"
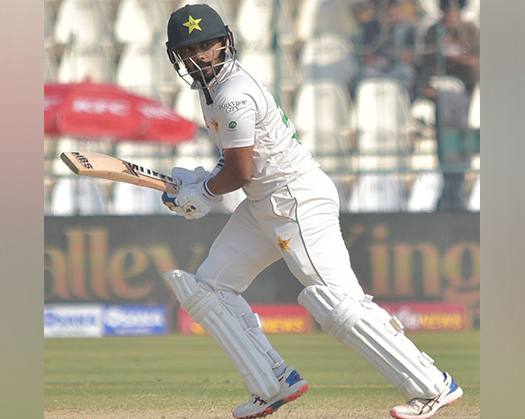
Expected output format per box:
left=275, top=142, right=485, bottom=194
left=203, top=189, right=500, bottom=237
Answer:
left=195, top=62, right=319, bottom=200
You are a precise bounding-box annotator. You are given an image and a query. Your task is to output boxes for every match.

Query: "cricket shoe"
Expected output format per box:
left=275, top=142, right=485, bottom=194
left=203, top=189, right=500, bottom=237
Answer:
left=390, top=372, right=463, bottom=419
left=232, top=367, right=309, bottom=419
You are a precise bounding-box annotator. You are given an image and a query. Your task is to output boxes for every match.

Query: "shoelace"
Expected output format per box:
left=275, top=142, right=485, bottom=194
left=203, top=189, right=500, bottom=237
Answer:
left=409, top=396, right=440, bottom=414
left=409, top=375, right=450, bottom=414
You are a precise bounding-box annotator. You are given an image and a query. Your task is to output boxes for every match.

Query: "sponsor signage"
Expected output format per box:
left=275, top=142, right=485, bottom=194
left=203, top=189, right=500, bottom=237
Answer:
left=178, top=304, right=313, bottom=335
left=102, top=305, right=168, bottom=336
left=44, top=304, right=103, bottom=337
left=44, top=304, right=168, bottom=337
left=45, top=213, right=479, bottom=328
left=380, top=302, right=467, bottom=331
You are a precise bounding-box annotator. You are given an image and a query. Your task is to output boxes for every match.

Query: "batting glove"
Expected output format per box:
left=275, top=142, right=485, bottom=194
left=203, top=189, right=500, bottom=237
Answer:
left=171, top=166, right=210, bottom=185
left=161, top=166, right=210, bottom=215
left=175, top=180, right=221, bottom=220
left=161, top=191, right=186, bottom=216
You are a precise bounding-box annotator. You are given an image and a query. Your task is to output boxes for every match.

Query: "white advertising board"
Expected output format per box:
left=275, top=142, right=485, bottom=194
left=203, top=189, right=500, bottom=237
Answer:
left=44, top=304, right=103, bottom=338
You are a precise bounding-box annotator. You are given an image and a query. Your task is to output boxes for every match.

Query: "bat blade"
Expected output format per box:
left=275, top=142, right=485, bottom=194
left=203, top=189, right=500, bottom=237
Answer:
left=60, top=151, right=180, bottom=194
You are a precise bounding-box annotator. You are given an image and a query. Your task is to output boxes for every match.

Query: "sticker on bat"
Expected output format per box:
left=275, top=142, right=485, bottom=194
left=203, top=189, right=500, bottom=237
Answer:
left=72, top=151, right=93, bottom=169
left=123, top=160, right=175, bottom=183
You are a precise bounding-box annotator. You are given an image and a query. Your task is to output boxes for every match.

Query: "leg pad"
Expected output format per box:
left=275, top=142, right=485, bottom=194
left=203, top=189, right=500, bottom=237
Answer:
left=298, top=285, right=445, bottom=399
left=165, top=270, right=281, bottom=399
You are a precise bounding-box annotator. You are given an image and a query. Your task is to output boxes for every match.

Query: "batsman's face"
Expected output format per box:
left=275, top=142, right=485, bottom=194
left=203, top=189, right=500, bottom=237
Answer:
left=176, top=38, right=226, bottom=82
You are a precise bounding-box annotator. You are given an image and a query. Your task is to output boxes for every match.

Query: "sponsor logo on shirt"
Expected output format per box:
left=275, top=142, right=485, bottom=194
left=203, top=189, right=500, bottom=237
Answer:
left=219, top=99, right=248, bottom=113
left=228, top=120, right=237, bottom=129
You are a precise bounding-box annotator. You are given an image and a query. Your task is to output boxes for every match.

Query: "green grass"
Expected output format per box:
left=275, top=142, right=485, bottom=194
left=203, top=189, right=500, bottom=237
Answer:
left=45, top=331, right=479, bottom=418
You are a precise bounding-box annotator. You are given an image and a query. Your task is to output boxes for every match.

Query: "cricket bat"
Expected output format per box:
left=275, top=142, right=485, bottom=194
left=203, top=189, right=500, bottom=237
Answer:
left=60, top=151, right=180, bottom=195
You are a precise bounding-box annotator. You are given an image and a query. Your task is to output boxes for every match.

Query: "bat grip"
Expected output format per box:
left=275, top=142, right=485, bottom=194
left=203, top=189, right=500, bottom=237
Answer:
left=165, top=181, right=180, bottom=195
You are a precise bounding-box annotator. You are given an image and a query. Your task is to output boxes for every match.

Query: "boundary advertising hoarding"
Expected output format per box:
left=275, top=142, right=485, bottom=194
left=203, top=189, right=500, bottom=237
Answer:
left=381, top=302, right=467, bottom=331
left=102, top=305, right=168, bottom=336
left=44, top=304, right=103, bottom=337
left=178, top=304, right=313, bottom=335
left=178, top=302, right=466, bottom=335
left=44, top=304, right=168, bottom=337
left=45, top=213, right=479, bottom=328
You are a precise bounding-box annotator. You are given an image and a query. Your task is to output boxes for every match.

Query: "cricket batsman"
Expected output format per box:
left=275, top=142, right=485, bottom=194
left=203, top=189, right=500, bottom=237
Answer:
left=161, top=4, right=463, bottom=418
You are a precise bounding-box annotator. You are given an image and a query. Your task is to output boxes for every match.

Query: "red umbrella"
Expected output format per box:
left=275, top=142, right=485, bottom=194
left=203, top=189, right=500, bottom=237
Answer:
left=44, top=80, right=197, bottom=143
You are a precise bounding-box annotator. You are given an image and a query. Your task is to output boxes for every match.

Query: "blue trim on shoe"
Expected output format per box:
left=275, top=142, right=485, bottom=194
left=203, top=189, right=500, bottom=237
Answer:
left=448, top=378, right=458, bottom=393
left=285, top=370, right=302, bottom=386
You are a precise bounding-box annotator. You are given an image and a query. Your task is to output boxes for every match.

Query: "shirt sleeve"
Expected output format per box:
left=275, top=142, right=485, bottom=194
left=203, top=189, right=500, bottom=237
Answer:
left=215, top=92, right=257, bottom=149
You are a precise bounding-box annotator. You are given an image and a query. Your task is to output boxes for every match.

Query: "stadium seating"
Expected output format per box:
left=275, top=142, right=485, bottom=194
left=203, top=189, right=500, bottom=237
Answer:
left=174, top=134, right=216, bottom=160
left=235, top=0, right=296, bottom=51
left=300, top=33, right=355, bottom=85
left=462, top=0, right=480, bottom=26
left=236, top=0, right=273, bottom=48
left=112, top=182, right=165, bottom=214
left=354, top=78, right=411, bottom=153
left=348, top=172, right=406, bottom=212
left=173, top=88, right=206, bottom=127
left=54, top=0, right=112, bottom=46
left=239, top=48, right=298, bottom=93
left=45, top=48, right=59, bottom=82
left=293, top=81, right=353, bottom=171
left=407, top=172, right=444, bottom=212
left=468, top=83, right=480, bottom=130
left=407, top=97, right=442, bottom=212
left=467, top=154, right=480, bottom=211
left=468, top=175, right=480, bottom=211
left=346, top=78, right=412, bottom=212
left=51, top=177, right=107, bottom=215
left=43, top=0, right=480, bottom=215
left=114, top=0, right=169, bottom=45
left=296, top=0, right=356, bottom=41
left=116, top=44, right=164, bottom=96
left=58, top=45, right=114, bottom=83
left=238, top=50, right=275, bottom=90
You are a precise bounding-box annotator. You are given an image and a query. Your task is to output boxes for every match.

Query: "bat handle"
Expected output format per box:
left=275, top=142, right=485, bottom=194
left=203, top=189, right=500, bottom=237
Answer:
left=165, top=181, right=180, bottom=195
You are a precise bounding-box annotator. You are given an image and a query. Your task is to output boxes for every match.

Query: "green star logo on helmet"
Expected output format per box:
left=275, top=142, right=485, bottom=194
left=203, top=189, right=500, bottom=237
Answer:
left=182, top=15, right=203, bottom=34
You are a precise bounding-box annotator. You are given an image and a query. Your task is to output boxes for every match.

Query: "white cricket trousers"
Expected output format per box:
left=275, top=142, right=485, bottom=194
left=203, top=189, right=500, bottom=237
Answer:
left=196, top=168, right=365, bottom=299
